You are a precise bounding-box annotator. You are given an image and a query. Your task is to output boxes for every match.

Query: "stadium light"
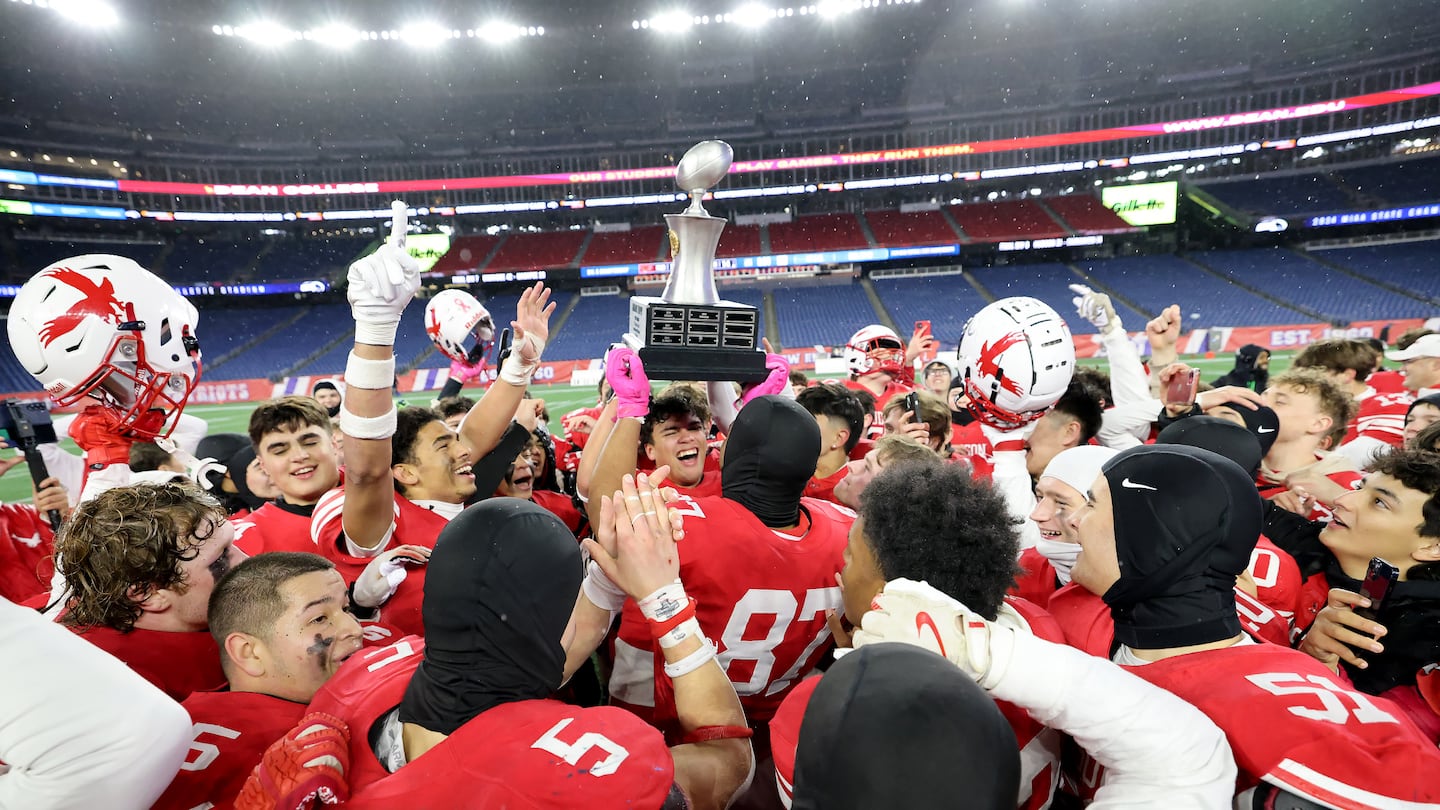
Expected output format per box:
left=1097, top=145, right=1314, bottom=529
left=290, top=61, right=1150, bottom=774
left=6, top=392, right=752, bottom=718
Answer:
left=477, top=21, right=522, bottom=43
left=308, top=24, right=362, bottom=47
left=400, top=22, right=453, bottom=46
left=730, top=4, right=775, bottom=26
left=647, top=10, right=694, bottom=32
left=51, top=0, right=118, bottom=27
left=816, top=0, right=859, bottom=17
left=235, top=21, right=302, bottom=45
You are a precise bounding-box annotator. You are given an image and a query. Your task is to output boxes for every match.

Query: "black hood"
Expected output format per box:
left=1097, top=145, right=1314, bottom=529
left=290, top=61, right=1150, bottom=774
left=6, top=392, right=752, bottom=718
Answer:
left=1157, top=415, right=1265, bottom=477
left=791, top=645, right=1019, bottom=810
left=721, top=396, right=821, bottom=528
left=399, top=498, right=582, bottom=734
left=1100, top=445, right=1261, bottom=649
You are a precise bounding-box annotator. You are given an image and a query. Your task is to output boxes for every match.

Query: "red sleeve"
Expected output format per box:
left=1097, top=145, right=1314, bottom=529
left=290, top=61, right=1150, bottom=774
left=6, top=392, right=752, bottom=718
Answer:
left=1008, top=549, right=1058, bottom=607
left=0, top=504, right=55, bottom=604
left=768, top=675, right=820, bottom=807
left=1350, top=392, right=1411, bottom=445
left=153, top=693, right=307, bottom=810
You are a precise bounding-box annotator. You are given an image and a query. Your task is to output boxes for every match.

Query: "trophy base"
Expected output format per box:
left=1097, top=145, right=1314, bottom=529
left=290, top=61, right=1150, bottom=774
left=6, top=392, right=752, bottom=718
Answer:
left=627, top=343, right=772, bottom=383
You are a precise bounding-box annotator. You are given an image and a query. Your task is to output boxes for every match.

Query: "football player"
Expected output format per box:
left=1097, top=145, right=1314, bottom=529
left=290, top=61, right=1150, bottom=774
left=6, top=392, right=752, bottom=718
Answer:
left=795, top=383, right=866, bottom=504
left=1294, top=338, right=1413, bottom=468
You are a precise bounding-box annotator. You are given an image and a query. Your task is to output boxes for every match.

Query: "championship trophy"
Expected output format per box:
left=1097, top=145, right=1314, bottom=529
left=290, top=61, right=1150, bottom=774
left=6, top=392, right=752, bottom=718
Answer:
left=622, top=140, right=769, bottom=381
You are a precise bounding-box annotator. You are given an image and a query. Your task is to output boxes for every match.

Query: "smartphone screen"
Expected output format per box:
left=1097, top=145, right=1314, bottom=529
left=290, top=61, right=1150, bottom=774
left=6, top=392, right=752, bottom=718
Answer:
left=904, top=392, right=922, bottom=423
left=914, top=320, right=932, bottom=338
left=1355, top=556, right=1399, bottom=622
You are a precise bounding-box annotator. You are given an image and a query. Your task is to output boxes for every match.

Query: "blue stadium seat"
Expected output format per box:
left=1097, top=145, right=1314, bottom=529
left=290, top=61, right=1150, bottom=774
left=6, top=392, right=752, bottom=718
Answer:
left=1199, top=174, right=1353, bottom=216
left=972, top=263, right=1148, bottom=332
left=1076, top=255, right=1309, bottom=327
left=1192, top=249, right=1431, bottom=323
left=165, top=238, right=263, bottom=282
left=1319, top=242, right=1440, bottom=304
left=206, top=304, right=351, bottom=380
left=870, top=275, right=990, bottom=349
left=771, top=284, right=879, bottom=348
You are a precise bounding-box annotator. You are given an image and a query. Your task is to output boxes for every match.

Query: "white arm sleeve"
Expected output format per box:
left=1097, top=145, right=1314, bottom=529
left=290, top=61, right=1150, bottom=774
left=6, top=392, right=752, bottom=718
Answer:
left=706, top=381, right=741, bottom=435
left=36, top=444, right=85, bottom=508
left=170, top=413, right=208, bottom=456
left=987, top=631, right=1236, bottom=808
left=0, top=598, right=192, bottom=810
left=989, top=449, right=1041, bottom=551
left=1335, top=435, right=1390, bottom=471
left=1097, top=399, right=1164, bottom=451
left=1099, top=330, right=1151, bottom=407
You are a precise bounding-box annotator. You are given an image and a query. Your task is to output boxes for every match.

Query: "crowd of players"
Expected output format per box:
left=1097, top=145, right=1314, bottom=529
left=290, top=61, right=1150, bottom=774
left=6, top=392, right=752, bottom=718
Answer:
left=1, top=210, right=1439, bottom=809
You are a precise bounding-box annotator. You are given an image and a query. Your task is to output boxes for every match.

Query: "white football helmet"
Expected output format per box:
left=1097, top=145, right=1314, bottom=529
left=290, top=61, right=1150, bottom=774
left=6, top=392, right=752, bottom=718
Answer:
left=957, top=297, right=1075, bottom=430
left=844, top=325, right=906, bottom=377
left=425, top=290, right=495, bottom=364
left=7, top=255, right=201, bottom=439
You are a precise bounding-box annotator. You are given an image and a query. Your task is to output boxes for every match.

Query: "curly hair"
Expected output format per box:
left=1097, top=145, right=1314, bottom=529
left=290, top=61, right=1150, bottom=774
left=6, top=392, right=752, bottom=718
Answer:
left=641, top=385, right=711, bottom=447
left=1270, top=368, right=1358, bottom=450
left=1411, top=421, right=1440, bottom=453
left=1367, top=447, right=1440, bottom=581
left=858, top=462, right=1020, bottom=619
left=57, top=482, right=225, bottom=631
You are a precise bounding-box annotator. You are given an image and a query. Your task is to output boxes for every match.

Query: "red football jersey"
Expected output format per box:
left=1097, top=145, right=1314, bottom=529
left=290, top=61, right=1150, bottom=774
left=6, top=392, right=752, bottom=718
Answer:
left=951, top=420, right=995, bottom=481
left=311, top=489, right=450, bottom=641
left=68, top=625, right=226, bottom=701
left=0, top=502, right=55, bottom=604
left=532, top=489, right=585, bottom=535
left=646, top=496, right=854, bottom=725
left=670, top=469, right=723, bottom=500
left=561, top=405, right=604, bottom=451
left=309, top=638, right=676, bottom=809
left=1048, top=583, right=1291, bottom=656
left=1127, top=643, right=1440, bottom=806
left=153, top=691, right=307, bottom=810
left=842, top=377, right=914, bottom=439
left=1345, top=387, right=1411, bottom=447
left=1258, top=465, right=1362, bottom=524
left=803, top=465, right=848, bottom=505
left=1009, top=547, right=1059, bottom=608
left=769, top=596, right=1064, bottom=810
left=1247, top=536, right=1303, bottom=633
left=232, top=501, right=320, bottom=556
left=1367, top=369, right=1407, bottom=395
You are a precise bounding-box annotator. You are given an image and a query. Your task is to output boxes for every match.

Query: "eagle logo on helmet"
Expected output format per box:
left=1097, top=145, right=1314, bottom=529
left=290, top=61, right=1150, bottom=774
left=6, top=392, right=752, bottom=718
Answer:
left=976, top=332, right=1026, bottom=397
left=36, top=267, right=128, bottom=348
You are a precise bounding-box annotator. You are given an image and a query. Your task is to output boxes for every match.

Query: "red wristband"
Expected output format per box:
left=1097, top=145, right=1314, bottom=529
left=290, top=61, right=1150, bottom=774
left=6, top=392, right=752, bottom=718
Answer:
left=647, top=598, right=697, bottom=639
left=991, top=440, right=1026, bottom=452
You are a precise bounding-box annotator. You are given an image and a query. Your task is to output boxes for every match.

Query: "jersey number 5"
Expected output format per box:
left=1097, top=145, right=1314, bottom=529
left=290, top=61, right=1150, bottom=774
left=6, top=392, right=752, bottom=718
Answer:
left=532, top=718, right=630, bottom=777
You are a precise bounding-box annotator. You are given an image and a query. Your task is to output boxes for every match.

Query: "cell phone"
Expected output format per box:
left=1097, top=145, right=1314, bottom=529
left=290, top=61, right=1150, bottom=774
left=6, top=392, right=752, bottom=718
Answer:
left=495, top=327, right=514, bottom=366
left=1354, top=556, right=1399, bottom=623
left=913, top=320, right=932, bottom=338
left=1163, top=368, right=1200, bottom=408
left=903, top=392, right=922, bottom=423
left=0, top=400, right=62, bottom=531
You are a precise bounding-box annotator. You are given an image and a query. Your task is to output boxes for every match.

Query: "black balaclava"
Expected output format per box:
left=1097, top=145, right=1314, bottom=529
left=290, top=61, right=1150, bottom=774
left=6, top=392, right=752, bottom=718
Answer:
left=197, top=432, right=267, bottom=512
left=1100, top=445, right=1262, bottom=650
left=1157, top=416, right=1265, bottom=477
left=312, top=380, right=342, bottom=417
left=791, top=644, right=1019, bottom=810
left=399, top=498, right=582, bottom=734
left=1213, top=343, right=1269, bottom=392
left=721, top=396, right=821, bottom=528
left=1228, top=403, right=1281, bottom=458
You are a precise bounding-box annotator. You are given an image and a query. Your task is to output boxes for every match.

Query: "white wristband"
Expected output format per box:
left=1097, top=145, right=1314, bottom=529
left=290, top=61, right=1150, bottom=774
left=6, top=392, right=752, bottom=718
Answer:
left=354, top=318, right=400, bottom=348
left=638, top=581, right=688, bottom=624
left=345, top=351, right=396, bottom=390
left=657, top=617, right=703, bottom=650
left=581, top=560, right=627, bottom=613
left=664, top=639, right=718, bottom=679
left=499, top=332, right=546, bottom=386
left=340, top=406, right=397, bottom=440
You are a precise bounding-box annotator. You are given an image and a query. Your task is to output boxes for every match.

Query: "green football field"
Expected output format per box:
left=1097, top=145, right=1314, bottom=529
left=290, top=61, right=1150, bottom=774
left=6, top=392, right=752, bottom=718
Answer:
left=0, top=350, right=1297, bottom=506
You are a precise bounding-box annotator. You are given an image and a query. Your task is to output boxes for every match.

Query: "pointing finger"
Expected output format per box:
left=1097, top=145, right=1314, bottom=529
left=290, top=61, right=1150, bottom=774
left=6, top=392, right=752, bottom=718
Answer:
left=389, top=200, right=408, bottom=249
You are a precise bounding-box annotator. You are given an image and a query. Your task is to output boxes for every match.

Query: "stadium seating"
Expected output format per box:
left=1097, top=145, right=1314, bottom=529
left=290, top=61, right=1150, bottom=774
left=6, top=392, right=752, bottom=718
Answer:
left=1335, top=157, right=1440, bottom=207
left=863, top=210, right=960, bottom=247
left=10, top=239, right=165, bottom=282
left=1044, top=196, right=1137, bottom=234
left=871, top=275, right=991, bottom=348
left=207, top=303, right=351, bottom=380
left=485, top=230, right=590, bottom=272
left=1319, top=241, right=1440, bottom=303
left=973, top=263, right=1147, bottom=332
left=578, top=226, right=667, bottom=266
left=428, top=235, right=504, bottom=276
left=165, top=237, right=263, bottom=283
left=1192, top=248, right=1433, bottom=322
left=255, top=238, right=372, bottom=281
left=0, top=339, right=39, bottom=392
left=714, top=224, right=763, bottom=259
left=767, top=214, right=871, bottom=254
left=1076, top=254, right=1309, bottom=327
left=947, top=200, right=1068, bottom=242
left=770, top=283, right=879, bottom=347
left=1198, top=174, right=1353, bottom=216
left=544, top=293, right=634, bottom=362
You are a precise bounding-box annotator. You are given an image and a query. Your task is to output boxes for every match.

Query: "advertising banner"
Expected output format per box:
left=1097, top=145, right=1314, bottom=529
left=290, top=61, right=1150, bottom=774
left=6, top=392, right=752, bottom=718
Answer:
left=1102, top=181, right=1179, bottom=226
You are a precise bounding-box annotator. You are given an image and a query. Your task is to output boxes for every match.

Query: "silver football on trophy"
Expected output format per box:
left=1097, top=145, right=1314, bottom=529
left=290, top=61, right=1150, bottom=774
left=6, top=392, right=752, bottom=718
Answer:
left=675, top=140, right=734, bottom=195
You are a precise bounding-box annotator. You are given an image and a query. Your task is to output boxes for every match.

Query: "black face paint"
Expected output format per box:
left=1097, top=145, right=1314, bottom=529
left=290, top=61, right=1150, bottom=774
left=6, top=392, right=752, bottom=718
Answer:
left=307, top=633, right=335, bottom=671
left=207, top=549, right=233, bottom=584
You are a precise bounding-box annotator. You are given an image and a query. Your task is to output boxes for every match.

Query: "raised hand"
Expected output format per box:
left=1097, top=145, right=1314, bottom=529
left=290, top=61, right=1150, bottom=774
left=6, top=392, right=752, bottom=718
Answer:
left=905, top=322, right=937, bottom=364
left=347, top=200, right=421, bottom=346
left=1145, top=304, right=1183, bottom=353
left=1069, top=283, right=1122, bottom=336
left=605, top=346, right=652, bottom=419
left=352, top=544, right=431, bottom=609
left=497, top=282, right=556, bottom=385
left=741, top=351, right=792, bottom=406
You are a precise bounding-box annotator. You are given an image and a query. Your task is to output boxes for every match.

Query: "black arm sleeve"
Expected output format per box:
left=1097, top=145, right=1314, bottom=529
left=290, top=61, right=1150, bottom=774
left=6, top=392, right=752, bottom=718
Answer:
left=1261, top=500, right=1331, bottom=578
left=437, top=377, right=465, bottom=401
left=468, top=422, right=532, bottom=499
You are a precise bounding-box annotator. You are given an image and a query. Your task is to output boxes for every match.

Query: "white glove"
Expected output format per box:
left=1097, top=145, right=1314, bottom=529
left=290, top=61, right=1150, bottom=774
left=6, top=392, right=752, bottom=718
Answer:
left=852, top=578, right=1018, bottom=690
left=348, top=201, right=420, bottom=346
left=352, top=545, right=429, bottom=609
left=1069, top=283, right=1123, bottom=337
left=980, top=419, right=1037, bottom=451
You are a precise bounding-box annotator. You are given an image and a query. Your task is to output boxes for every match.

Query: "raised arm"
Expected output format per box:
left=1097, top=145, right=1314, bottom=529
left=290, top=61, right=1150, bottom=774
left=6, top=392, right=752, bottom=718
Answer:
left=341, top=201, right=420, bottom=551
left=457, top=283, right=556, bottom=459
left=583, top=347, right=652, bottom=528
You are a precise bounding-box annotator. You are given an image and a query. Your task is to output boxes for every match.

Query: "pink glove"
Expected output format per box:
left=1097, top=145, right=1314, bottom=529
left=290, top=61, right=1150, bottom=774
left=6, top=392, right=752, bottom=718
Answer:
left=449, top=357, right=484, bottom=384
left=605, top=346, right=651, bottom=420
left=740, top=353, right=791, bottom=407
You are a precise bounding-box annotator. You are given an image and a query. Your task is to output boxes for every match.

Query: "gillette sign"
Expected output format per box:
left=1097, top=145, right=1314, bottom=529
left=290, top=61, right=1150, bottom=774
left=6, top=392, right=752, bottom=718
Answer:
left=1102, top=181, right=1179, bottom=226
